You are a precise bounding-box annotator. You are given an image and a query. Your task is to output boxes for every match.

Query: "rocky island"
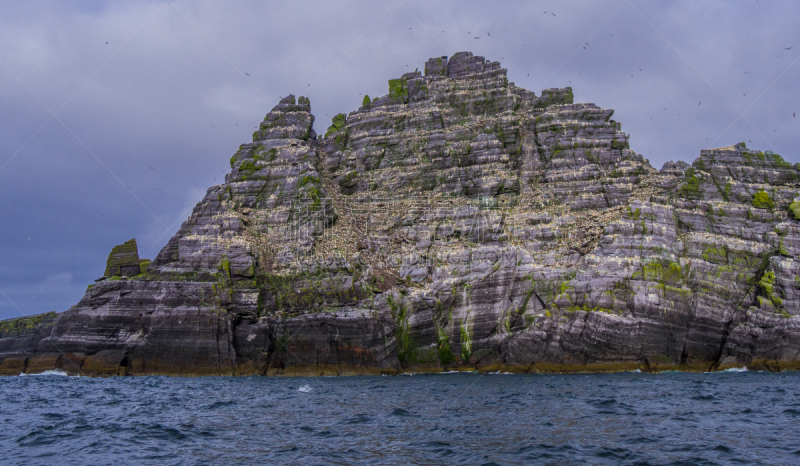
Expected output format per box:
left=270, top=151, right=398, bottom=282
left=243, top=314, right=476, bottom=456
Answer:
left=2, top=52, right=799, bottom=377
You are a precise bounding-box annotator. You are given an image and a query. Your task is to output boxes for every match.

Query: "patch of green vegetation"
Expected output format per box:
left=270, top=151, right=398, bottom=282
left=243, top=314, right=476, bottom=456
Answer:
left=0, top=311, right=57, bottom=337
left=764, top=150, right=793, bottom=169
left=694, top=158, right=706, bottom=171
left=388, top=295, right=415, bottom=365
left=757, top=270, right=783, bottom=309
left=643, top=261, right=683, bottom=283
left=109, top=239, right=137, bottom=255
left=611, top=138, right=626, bottom=150
left=679, top=167, right=702, bottom=199
left=752, top=190, right=775, bottom=210
left=723, top=182, right=732, bottom=201
left=388, top=78, right=408, bottom=102
left=362, top=95, right=371, bottom=106
left=564, top=87, right=574, bottom=104
left=298, top=175, right=319, bottom=188
left=789, top=201, right=800, bottom=220
left=238, top=159, right=259, bottom=176
left=139, top=259, right=151, bottom=274
left=567, top=304, right=616, bottom=314
left=325, top=113, right=347, bottom=138
left=702, top=246, right=727, bottom=264
left=220, top=256, right=231, bottom=278
left=436, top=324, right=455, bottom=365
left=297, top=96, right=310, bottom=105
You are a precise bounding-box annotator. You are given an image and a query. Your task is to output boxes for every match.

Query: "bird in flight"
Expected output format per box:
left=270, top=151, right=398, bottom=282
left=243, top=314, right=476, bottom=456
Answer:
left=105, top=41, right=108, bottom=44
left=474, top=37, right=480, bottom=39
left=245, top=73, right=250, bottom=76
left=487, top=32, right=490, bottom=36
left=149, top=166, right=154, bottom=170
left=786, top=47, right=793, bottom=50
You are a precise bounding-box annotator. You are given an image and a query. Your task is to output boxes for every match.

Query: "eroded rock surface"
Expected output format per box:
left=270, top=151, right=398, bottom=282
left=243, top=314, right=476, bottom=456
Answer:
left=2, top=52, right=800, bottom=376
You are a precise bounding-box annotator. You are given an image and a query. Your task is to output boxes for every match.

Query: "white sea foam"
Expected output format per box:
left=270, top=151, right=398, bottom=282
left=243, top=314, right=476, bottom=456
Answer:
left=722, top=367, right=748, bottom=372
left=297, top=384, right=312, bottom=393
left=20, top=369, right=70, bottom=377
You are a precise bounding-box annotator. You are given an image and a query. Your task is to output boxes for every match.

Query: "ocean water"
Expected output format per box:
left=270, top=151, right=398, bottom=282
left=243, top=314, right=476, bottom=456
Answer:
left=1, top=370, right=800, bottom=465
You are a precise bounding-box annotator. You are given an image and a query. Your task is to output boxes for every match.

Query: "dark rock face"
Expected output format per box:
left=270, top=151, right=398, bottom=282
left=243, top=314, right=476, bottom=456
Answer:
left=2, top=52, right=800, bottom=376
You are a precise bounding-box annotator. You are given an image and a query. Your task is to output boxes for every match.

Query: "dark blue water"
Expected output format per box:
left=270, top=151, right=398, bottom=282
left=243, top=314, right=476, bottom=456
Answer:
left=1, top=370, right=800, bottom=465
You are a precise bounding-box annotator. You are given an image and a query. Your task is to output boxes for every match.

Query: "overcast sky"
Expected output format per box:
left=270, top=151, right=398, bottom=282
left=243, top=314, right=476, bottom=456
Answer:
left=1, top=0, right=798, bottom=320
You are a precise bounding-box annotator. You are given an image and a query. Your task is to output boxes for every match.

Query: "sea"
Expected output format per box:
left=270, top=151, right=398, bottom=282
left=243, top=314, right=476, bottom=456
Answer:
left=1, top=370, right=799, bottom=465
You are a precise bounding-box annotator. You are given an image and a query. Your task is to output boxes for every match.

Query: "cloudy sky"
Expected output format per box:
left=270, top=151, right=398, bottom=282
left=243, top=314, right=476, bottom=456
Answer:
left=1, top=0, right=798, bottom=320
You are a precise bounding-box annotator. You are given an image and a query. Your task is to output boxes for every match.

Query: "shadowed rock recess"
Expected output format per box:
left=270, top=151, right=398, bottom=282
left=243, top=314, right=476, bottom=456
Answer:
left=3, top=52, right=800, bottom=376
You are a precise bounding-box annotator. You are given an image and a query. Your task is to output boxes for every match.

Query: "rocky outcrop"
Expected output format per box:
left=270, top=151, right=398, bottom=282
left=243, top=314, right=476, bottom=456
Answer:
left=2, top=52, right=800, bottom=376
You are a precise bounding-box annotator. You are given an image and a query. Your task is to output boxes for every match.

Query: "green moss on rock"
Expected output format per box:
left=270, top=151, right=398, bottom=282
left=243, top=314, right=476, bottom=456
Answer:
left=757, top=270, right=783, bottom=309
left=564, top=87, right=574, bottom=104
left=325, top=113, right=347, bottom=138
left=388, top=78, right=408, bottom=103
left=679, top=171, right=702, bottom=199
left=789, top=201, right=800, bottom=220
left=139, top=259, right=151, bottom=274
left=104, top=239, right=140, bottom=277
left=0, top=311, right=56, bottom=338
left=752, top=190, right=775, bottom=210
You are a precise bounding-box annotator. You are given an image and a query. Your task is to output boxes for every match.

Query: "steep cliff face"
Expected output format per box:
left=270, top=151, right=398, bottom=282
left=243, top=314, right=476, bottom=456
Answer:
left=2, top=51, right=799, bottom=376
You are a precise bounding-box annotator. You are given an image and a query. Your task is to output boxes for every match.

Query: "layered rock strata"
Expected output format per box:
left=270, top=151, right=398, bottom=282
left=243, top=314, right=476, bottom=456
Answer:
left=2, top=51, right=800, bottom=376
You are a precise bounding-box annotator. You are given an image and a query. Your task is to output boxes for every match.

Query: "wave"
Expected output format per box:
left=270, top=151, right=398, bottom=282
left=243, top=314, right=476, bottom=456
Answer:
left=721, top=367, right=748, bottom=372
left=19, top=370, right=71, bottom=377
